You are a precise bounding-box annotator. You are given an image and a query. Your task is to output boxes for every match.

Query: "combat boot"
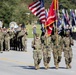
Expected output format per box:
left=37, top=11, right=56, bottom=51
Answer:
left=24, top=50, right=27, bottom=52
left=35, top=64, right=40, bottom=70
left=37, top=65, right=40, bottom=69
left=66, top=64, right=69, bottom=69
left=47, top=64, right=49, bottom=69
left=68, top=64, right=71, bottom=68
left=35, top=66, right=38, bottom=70
left=24, top=47, right=27, bottom=52
left=35, top=64, right=38, bottom=70
left=22, top=48, right=27, bottom=52
left=55, top=64, right=59, bottom=69
left=45, top=65, right=48, bottom=69
left=8, top=49, right=10, bottom=51
left=44, top=63, right=48, bottom=69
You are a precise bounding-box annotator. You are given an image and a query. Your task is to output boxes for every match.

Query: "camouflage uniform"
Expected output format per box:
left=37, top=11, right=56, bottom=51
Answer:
left=63, top=31, right=74, bottom=69
left=0, top=29, right=4, bottom=53
left=22, top=29, right=28, bottom=52
left=9, top=30, right=15, bottom=50
left=42, top=35, right=52, bottom=69
left=4, top=31, right=10, bottom=51
left=17, top=29, right=24, bottom=51
left=51, top=33, right=63, bottom=69
left=32, top=34, right=42, bottom=70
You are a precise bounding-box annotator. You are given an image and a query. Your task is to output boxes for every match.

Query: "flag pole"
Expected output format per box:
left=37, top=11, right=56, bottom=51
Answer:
left=55, top=0, right=58, bottom=45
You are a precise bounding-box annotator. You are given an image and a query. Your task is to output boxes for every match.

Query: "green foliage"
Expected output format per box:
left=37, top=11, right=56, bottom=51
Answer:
left=0, top=0, right=76, bottom=27
left=59, top=0, right=76, bottom=9
left=26, top=24, right=41, bottom=38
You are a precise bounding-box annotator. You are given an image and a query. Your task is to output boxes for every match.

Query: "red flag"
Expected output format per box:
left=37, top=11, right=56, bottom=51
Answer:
left=46, top=24, right=53, bottom=36
left=45, top=0, right=58, bottom=35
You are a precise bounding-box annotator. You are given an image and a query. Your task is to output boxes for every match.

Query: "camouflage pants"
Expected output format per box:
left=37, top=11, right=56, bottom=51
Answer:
left=22, top=39, right=27, bottom=51
left=53, top=47, right=62, bottom=65
left=64, top=48, right=73, bottom=65
left=0, top=40, right=4, bottom=51
left=33, top=50, right=42, bottom=66
left=5, top=39, right=10, bottom=51
left=43, top=47, right=51, bottom=66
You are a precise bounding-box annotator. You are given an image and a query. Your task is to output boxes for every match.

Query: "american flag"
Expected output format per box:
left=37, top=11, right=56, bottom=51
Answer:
left=28, top=0, right=46, bottom=24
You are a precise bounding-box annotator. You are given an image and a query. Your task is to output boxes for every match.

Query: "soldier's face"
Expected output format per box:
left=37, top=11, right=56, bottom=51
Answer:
left=66, top=34, right=69, bottom=37
left=36, top=37, right=39, bottom=39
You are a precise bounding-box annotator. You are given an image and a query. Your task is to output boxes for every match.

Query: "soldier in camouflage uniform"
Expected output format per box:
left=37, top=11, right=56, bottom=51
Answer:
left=0, top=28, right=4, bottom=53
left=41, top=32, right=52, bottom=69
left=51, top=29, right=63, bottom=69
left=9, top=27, right=15, bottom=50
left=32, top=33, right=42, bottom=70
left=17, top=28, right=24, bottom=51
left=22, top=28, right=28, bottom=52
left=63, top=30, right=74, bottom=69
left=4, top=29, right=10, bottom=51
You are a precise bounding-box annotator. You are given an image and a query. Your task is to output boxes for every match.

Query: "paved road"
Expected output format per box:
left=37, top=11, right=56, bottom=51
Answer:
left=0, top=38, right=76, bottom=75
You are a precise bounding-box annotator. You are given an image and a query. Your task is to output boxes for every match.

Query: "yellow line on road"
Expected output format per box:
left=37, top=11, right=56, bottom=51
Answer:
left=0, top=57, right=34, bottom=66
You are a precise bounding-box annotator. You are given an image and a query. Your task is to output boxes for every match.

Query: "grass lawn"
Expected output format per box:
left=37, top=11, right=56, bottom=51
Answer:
left=26, top=24, right=41, bottom=38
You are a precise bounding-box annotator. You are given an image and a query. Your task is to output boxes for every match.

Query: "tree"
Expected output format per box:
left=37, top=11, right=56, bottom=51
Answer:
left=0, top=0, right=76, bottom=27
